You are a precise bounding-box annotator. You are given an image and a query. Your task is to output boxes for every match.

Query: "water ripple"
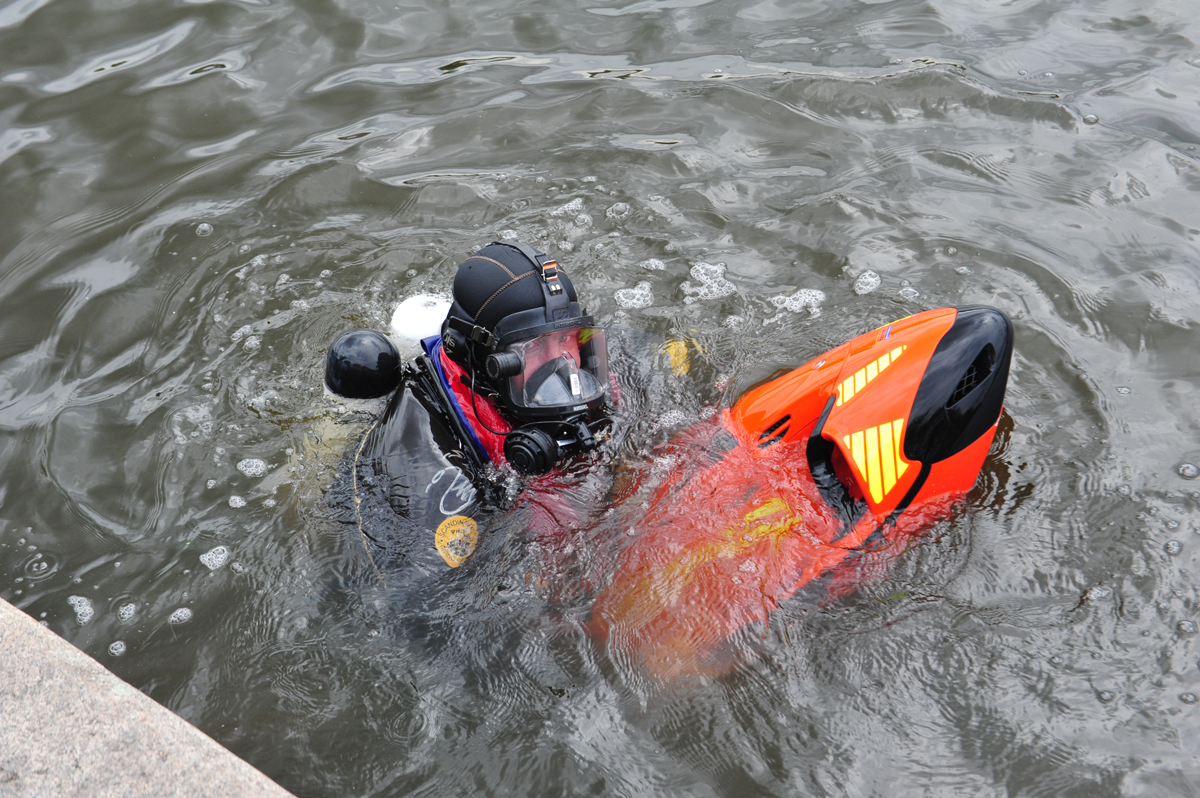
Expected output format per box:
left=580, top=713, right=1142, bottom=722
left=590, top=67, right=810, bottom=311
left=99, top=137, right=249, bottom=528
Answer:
left=42, top=20, right=198, bottom=94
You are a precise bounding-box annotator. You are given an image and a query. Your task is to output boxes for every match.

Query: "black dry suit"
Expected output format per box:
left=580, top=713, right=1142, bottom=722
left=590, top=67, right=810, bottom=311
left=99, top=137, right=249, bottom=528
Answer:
left=339, top=333, right=502, bottom=576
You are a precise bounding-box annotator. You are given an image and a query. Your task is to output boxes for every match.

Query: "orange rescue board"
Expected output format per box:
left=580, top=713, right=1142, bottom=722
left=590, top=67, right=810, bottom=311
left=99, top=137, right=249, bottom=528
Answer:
left=593, top=306, right=1013, bottom=680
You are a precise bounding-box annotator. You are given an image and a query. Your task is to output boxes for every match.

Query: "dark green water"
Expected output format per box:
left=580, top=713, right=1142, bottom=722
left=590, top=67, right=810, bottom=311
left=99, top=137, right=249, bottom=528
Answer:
left=3, top=0, right=1200, bottom=794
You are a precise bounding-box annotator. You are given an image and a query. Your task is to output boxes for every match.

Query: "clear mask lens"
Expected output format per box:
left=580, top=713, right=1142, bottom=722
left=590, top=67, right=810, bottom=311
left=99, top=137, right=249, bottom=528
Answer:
left=506, top=328, right=609, bottom=410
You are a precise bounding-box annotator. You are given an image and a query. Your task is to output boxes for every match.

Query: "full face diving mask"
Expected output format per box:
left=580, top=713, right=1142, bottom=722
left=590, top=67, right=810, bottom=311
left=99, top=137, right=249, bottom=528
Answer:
left=443, top=242, right=613, bottom=474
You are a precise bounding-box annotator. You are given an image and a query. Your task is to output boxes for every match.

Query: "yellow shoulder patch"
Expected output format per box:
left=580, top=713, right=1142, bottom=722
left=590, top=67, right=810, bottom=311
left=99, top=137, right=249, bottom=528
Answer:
left=435, top=515, right=479, bottom=568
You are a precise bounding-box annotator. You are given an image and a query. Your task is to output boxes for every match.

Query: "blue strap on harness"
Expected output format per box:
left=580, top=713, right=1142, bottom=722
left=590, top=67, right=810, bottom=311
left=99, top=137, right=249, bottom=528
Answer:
left=421, top=335, right=491, bottom=461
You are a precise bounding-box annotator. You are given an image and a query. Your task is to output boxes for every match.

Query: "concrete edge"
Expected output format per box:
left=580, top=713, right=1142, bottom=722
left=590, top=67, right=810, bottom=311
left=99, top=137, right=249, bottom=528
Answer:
left=0, top=598, right=296, bottom=798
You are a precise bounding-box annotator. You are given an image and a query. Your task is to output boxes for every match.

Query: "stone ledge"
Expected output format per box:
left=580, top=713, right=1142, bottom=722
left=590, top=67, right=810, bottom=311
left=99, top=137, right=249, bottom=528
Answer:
left=0, top=598, right=295, bottom=798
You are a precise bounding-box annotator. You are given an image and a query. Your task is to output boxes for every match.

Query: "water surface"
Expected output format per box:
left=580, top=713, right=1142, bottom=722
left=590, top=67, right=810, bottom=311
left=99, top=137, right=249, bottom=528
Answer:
left=3, top=0, right=1200, bottom=795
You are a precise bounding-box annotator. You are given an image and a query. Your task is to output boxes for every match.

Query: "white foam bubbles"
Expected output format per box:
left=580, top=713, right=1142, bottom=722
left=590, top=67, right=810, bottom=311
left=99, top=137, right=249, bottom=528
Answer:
left=117, top=602, right=138, bottom=622
left=853, top=271, right=881, bottom=295
left=228, top=495, right=246, bottom=508
left=614, top=281, right=653, bottom=309
left=606, top=202, right=630, bottom=220
left=769, top=289, right=825, bottom=317
left=551, top=198, right=584, bottom=217
left=898, top=286, right=920, bottom=301
left=108, top=641, right=127, bottom=657
left=640, top=258, right=665, bottom=271
left=200, top=545, right=230, bottom=571
left=236, top=458, right=268, bottom=478
left=196, top=223, right=213, bottom=237
left=68, top=595, right=94, bottom=625
left=390, top=294, right=451, bottom=357
left=168, top=608, right=193, bottom=625
left=681, top=262, right=736, bottom=304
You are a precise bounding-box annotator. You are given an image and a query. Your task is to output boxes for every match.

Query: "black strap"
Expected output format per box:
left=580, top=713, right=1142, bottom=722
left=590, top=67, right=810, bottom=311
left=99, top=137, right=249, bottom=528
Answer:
left=413, top=354, right=486, bottom=472
left=492, top=241, right=571, bottom=320
left=446, top=315, right=497, bottom=349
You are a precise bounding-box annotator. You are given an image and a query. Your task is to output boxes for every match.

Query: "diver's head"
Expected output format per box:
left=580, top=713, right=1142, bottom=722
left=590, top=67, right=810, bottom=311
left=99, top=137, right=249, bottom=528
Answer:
left=441, top=241, right=612, bottom=472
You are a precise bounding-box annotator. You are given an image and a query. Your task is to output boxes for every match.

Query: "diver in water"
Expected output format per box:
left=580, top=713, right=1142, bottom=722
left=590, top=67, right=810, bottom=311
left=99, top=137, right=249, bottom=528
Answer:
left=325, top=240, right=1016, bottom=678
left=324, top=241, right=613, bottom=572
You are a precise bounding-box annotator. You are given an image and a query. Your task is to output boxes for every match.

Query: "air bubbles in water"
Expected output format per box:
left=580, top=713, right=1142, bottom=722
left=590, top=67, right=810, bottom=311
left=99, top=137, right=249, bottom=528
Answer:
left=230, top=562, right=246, bottom=574
left=1097, top=690, right=1115, bottom=703
left=551, top=198, right=584, bottom=217
left=200, top=546, right=230, bottom=571
left=945, top=246, right=957, bottom=256
left=229, top=495, right=246, bottom=508
left=168, top=608, right=193, bottom=625
left=24, top=552, right=58, bottom=581
left=1083, top=114, right=1099, bottom=125
left=955, top=266, right=972, bottom=275
left=1165, top=540, right=1183, bottom=556
left=1085, top=586, right=1112, bottom=602
left=236, top=458, right=268, bottom=478
left=614, top=282, right=653, bottom=309
left=1182, top=693, right=1198, bottom=704
left=196, top=223, right=213, bottom=237
left=242, top=336, right=261, bottom=353
left=681, top=262, right=736, bottom=304
left=606, top=203, right=631, bottom=220
left=640, top=258, right=665, bottom=271
left=1179, top=620, right=1197, bottom=634
left=68, top=596, right=94, bottom=625
left=108, top=641, right=127, bottom=657
left=1018, top=69, right=1028, bottom=76
left=853, top=271, right=881, bottom=295
left=117, top=603, right=137, bottom=622
left=1179, top=463, right=1199, bottom=479
left=770, top=289, right=825, bottom=317
left=898, top=286, right=920, bottom=301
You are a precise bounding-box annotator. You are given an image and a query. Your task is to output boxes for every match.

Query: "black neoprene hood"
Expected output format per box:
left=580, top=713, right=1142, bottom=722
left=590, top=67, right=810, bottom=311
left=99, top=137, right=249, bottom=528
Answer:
left=441, top=242, right=586, bottom=370
left=452, top=243, right=578, bottom=331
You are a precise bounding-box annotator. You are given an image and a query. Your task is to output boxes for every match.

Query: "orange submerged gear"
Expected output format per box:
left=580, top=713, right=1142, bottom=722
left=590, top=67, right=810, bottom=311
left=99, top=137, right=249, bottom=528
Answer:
left=592, top=306, right=1013, bottom=679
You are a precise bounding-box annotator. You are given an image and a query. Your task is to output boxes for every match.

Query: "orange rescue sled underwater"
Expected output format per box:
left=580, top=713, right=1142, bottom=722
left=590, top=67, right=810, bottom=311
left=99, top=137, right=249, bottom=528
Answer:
left=593, top=306, right=1014, bottom=679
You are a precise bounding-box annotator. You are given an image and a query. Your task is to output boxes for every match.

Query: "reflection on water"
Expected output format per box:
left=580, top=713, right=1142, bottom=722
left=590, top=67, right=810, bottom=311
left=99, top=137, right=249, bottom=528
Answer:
left=3, top=0, right=1200, bottom=793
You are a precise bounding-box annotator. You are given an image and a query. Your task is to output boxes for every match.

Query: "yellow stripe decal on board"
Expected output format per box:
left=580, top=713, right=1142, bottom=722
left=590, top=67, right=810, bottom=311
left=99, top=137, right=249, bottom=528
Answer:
left=843, top=418, right=909, bottom=503
left=836, top=346, right=907, bottom=406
